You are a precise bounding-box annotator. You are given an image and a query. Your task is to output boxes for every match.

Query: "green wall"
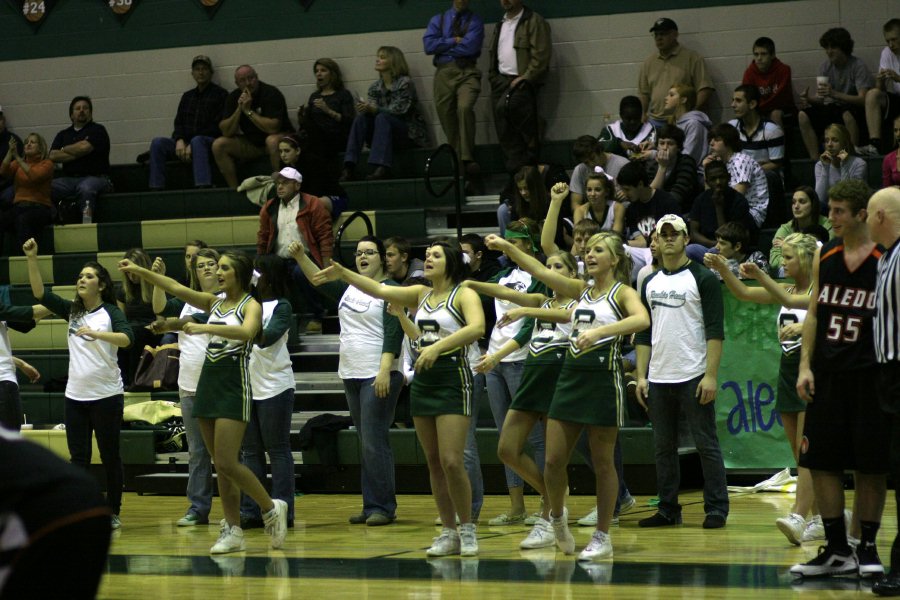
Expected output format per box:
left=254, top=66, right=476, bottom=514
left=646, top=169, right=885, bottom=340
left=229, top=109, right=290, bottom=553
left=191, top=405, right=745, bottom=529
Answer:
left=1, top=0, right=791, bottom=61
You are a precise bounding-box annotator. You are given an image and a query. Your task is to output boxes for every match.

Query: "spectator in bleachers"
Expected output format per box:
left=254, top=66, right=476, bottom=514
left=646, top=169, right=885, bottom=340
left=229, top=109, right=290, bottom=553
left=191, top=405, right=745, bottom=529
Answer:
left=340, top=47, right=429, bottom=182
left=213, top=65, right=291, bottom=189
left=729, top=84, right=785, bottom=173
left=863, top=19, right=900, bottom=156
left=568, top=135, right=628, bottom=215
left=814, top=123, right=867, bottom=210
left=687, top=161, right=753, bottom=262
left=0, top=133, right=53, bottom=253
left=797, top=28, right=873, bottom=160
left=649, top=124, right=702, bottom=213
left=116, top=248, right=162, bottom=389
left=147, top=55, right=228, bottom=191
left=572, top=171, right=619, bottom=231
left=703, top=123, right=769, bottom=229
left=619, top=161, right=680, bottom=248
left=741, top=37, right=795, bottom=127
left=49, top=96, right=111, bottom=224
left=703, top=222, right=770, bottom=281
left=598, top=96, right=657, bottom=159
left=276, top=135, right=348, bottom=218
left=0, top=106, right=23, bottom=205
left=297, top=58, right=355, bottom=179
left=384, top=236, right=425, bottom=286
left=884, top=115, right=900, bottom=188
left=498, top=165, right=547, bottom=234
left=638, top=18, right=714, bottom=128
left=488, top=0, right=551, bottom=173
left=256, top=167, right=333, bottom=334
left=769, top=186, right=833, bottom=274
left=663, top=84, right=712, bottom=168
left=423, top=0, right=485, bottom=190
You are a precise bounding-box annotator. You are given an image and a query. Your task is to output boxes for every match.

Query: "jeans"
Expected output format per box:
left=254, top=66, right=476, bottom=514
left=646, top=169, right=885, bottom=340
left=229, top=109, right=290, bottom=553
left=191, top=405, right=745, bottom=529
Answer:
left=0, top=380, right=21, bottom=430
left=343, top=373, right=403, bottom=518
left=240, top=388, right=296, bottom=522
left=51, top=176, right=111, bottom=215
left=486, top=360, right=545, bottom=489
left=497, top=202, right=512, bottom=237
left=647, top=375, right=729, bottom=518
left=465, top=372, right=486, bottom=520
left=574, top=431, right=632, bottom=513
left=344, top=112, right=412, bottom=169
left=65, top=395, right=124, bottom=515
left=149, top=135, right=215, bottom=188
left=180, top=393, right=213, bottom=520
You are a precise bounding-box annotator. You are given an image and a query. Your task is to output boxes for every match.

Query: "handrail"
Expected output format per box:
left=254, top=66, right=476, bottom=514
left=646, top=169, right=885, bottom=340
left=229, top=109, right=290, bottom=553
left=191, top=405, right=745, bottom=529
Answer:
left=332, top=210, right=373, bottom=265
left=424, top=143, right=462, bottom=240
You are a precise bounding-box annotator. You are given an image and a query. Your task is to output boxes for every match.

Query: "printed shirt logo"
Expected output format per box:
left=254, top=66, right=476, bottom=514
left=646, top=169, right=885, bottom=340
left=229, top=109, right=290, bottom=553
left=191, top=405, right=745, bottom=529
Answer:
left=339, top=294, right=373, bottom=314
left=649, top=290, right=687, bottom=309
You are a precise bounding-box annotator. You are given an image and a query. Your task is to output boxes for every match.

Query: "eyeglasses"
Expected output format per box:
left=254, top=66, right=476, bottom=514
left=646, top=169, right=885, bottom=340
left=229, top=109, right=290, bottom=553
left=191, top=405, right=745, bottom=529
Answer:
left=355, top=250, right=378, bottom=257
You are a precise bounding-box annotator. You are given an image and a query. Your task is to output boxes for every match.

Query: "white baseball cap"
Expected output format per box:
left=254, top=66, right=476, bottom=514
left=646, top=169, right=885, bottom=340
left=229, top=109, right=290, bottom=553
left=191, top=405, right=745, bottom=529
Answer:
left=276, top=167, right=302, bottom=183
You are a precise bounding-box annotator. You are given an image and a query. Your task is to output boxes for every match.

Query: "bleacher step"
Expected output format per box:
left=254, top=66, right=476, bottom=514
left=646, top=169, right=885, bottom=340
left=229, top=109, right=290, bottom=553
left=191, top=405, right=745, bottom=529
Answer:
left=294, top=371, right=343, bottom=393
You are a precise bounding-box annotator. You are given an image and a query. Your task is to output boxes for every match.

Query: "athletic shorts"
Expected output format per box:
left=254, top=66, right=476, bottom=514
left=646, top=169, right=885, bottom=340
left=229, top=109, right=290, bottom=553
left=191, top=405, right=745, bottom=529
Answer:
left=798, top=365, right=890, bottom=474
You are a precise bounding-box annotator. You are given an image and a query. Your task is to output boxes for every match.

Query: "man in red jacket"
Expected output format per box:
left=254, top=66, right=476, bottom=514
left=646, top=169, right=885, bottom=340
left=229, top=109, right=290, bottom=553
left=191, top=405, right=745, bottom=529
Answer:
left=257, top=166, right=333, bottom=332
left=742, top=36, right=795, bottom=127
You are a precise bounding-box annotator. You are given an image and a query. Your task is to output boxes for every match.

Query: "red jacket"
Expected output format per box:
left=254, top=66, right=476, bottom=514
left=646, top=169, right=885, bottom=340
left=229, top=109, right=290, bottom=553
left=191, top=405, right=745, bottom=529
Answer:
left=742, top=58, right=795, bottom=113
left=257, top=192, right=334, bottom=265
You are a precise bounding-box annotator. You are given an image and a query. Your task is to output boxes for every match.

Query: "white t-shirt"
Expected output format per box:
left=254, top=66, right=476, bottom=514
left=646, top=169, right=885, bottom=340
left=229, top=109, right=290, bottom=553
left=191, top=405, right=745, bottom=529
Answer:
left=880, top=46, right=900, bottom=95
left=249, top=299, right=295, bottom=400
left=487, top=268, right=536, bottom=363
left=497, top=10, right=524, bottom=76
left=337, top=283, right=400, bottom=379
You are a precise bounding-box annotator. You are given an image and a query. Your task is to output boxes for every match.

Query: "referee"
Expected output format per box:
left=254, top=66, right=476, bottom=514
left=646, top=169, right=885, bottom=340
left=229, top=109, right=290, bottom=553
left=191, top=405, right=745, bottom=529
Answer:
left=868, top=187, right=900, bottom=597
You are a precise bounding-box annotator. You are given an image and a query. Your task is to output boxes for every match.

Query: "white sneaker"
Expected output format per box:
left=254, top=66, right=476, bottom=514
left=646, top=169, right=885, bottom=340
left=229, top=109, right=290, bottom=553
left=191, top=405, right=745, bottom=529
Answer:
left=426, top=528, right=460, bottom=557
left=551, top=509, right=575, bottom=555
left=524, top=499, right=544, bottom=526
left=110, top=514, right=121, bottom=530
left=459, top=523, right=478, bottom=557
left=578, top=530, right=613, bottom=561
left=577, top=507, right=598, bottom=527
left=801, top=515, right=825, bottom=543
left=519, top=518, right=555, bottom=549
left=619, top=495, right=637, bottom=514
left=264, top=499, right=288, bottom=549
left=790, top=546, right=858, bottom=577
left=210, top=525, right=245, bottom=554
left=777, top=513, right=806, bottom=545
left=855, top=144, right=880, bottom=157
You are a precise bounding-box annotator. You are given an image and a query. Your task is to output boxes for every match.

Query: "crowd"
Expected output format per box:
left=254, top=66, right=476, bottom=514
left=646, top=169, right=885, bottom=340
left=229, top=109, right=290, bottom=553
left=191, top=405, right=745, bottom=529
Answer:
left=2, top=2, right=900, bottom=597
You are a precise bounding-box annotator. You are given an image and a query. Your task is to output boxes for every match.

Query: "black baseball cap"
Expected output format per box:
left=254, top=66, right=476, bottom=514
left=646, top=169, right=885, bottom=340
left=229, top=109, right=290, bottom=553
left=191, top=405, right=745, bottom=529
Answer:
left=650, top=18, right=678, bottom=33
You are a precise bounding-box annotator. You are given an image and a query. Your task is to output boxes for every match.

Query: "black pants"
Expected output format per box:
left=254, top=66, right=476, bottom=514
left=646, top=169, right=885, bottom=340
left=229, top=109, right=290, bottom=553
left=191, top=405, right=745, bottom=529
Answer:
left=491, top=76, right=541, bottom=172
left=0, top=381, right=21, bottom=430
left=65, top=395, right=125, bottom=514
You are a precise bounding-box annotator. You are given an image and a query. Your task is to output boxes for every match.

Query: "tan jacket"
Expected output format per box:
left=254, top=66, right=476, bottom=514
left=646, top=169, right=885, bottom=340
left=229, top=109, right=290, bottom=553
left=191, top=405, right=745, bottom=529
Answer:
left=488, top=5, right=551, bottom=89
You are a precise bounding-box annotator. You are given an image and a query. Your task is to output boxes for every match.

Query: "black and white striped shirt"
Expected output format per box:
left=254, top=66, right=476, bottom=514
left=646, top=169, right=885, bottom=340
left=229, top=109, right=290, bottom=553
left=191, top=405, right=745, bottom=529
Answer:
left=875, top=240, right=900, bottom=363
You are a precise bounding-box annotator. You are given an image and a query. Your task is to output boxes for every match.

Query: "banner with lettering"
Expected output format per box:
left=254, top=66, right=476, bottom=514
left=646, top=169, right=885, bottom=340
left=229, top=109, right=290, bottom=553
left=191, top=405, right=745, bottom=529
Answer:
left=8, top=0, right=57, bottom=31
left=105, top=0, right=139, bottom=23
left=716, top=289, right=795, bottom=469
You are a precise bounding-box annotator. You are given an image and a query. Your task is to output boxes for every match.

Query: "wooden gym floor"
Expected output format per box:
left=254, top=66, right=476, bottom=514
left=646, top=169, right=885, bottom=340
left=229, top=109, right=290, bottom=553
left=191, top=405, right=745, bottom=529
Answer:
left=97, top=489, right=891, bottom=599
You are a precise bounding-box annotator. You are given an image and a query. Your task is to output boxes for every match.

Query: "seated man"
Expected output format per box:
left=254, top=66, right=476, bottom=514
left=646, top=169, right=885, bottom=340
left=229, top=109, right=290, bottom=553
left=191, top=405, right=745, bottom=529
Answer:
left=649, top=124, right=702, bottom=213
left=598, top=96, right=656, bottom=159
left=741, top=36, right=795, bottom=126
left=687, top=161, right=752, bottom=261
left=148, top=55, right=228, bottom=190
left=619, top=160, right=679, bottom=248
left=729, top=84, right=785, bottom=173
left=798, top=27, right=873, bottom=160
left=703, top=123, right=769, bottom=230
left=214, top=65, right=291, bottom=189
left=384, top=236, right=425, bottom=286
left=0, top=107, right=23, bottom=205
left=256, top=167, right=333, bottom=333
left=705, top=221, right=769, bottom=280
left=863, top=19, right=900, bottom=155
left=48, top=96, right=111, bottom=224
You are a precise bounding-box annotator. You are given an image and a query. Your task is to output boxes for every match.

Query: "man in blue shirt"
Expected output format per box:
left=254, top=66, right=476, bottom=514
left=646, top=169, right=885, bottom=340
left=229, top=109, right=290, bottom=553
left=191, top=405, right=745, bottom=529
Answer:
left=424, top=0, right=484, bottom=186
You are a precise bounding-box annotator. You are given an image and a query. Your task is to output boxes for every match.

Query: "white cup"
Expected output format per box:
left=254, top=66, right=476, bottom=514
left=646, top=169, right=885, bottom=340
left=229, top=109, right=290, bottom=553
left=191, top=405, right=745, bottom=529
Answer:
left=20, top=423, right=33, bottom=430
left=816, top=76, right=828, bottom=88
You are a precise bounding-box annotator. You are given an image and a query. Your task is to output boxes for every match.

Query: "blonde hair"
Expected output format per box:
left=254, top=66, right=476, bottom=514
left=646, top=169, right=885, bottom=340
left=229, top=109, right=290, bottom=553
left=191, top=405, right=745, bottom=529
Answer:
left=25, top=133, right=49, bottom=160
left=547, top=250, right=579, bottom=278
left=585, top=232, right=632, bottom=285
left=781, top=233, right=818, bottom=282
left=376, top=46, right=410, bottom=79
left=824, top=123, right=852, bottom=153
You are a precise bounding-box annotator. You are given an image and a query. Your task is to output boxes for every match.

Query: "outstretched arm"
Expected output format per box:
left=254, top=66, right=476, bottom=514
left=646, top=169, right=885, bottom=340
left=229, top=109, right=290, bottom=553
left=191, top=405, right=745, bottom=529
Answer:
left=462, top=280, right=546, bottom=308
left=739, top=262, right=809, bottom=309
left=151, top=257, right=169, bottom=314
left=485, top=234, right=585, bottom=300
left=313, top=261, right=423, bottom=310
left=540, top=183, right=568, bottom=256
left=119, top=259, right=216, bottom=312
left=183, top=298, right=261, bottom=342
left=704, top=253, right=773, bottom=303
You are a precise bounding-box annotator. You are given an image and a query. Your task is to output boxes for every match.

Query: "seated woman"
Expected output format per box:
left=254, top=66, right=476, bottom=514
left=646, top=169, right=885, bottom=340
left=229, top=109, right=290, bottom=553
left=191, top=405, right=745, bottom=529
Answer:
left=769, top=186, right=833, bottom=274
left=0, top=133, right=53, bottom=253
left=663, top=84, right=712, bottom=168
left=814, top=123, right=866, bottom=210
left=340, top=46, right=428, bottom=181
left=299, top=58, right=355, bottom=168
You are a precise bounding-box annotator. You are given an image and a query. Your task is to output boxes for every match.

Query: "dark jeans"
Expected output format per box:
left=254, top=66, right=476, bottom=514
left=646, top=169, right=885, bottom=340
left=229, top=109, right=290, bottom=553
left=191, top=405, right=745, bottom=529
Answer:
left=647, top=376, right=729, bottom=519
left=65, top=395, right=125, bottom=515
left=343, top=112, right=413, bottom=169
left=491, top=76, right=540, bottom=172
left=0, top=380, right=22, bottom=430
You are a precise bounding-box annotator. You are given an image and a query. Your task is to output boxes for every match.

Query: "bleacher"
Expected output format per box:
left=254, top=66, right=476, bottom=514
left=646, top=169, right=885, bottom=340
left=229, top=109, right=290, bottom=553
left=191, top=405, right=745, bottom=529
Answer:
left=11, top=135, right=889, bottom=496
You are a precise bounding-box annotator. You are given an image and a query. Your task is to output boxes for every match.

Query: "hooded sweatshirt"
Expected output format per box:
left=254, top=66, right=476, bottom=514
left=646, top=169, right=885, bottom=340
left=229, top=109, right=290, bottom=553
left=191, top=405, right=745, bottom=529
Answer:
left=676, top=110, right=713, bottom=167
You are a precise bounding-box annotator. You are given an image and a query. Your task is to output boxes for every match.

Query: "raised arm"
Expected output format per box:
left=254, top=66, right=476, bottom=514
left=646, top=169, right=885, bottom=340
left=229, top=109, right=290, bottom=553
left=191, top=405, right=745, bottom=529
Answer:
left=462, top=280, right=546, bottom=308
left=541, top=183, right=568, bottom=255
left=151, top=257, right=169, bottom=314
left=312, top=261, right=423, bottom=310
left=485, top=234, right=585, bottom=300
left=22, top=238, right=45, bottom=300
left=119, top=259, right=215, bottom=312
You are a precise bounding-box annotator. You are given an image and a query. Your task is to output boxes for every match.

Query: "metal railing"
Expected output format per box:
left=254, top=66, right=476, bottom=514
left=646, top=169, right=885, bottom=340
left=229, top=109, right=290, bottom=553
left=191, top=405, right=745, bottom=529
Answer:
left=424, top=143, right=462, bottom=240
left=332, top=210, right=373, bottom=265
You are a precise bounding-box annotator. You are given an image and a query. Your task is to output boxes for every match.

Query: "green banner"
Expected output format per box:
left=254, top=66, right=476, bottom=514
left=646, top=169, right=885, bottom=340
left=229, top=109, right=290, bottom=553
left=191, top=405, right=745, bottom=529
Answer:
left=716, top=288, right=796, bottom=469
